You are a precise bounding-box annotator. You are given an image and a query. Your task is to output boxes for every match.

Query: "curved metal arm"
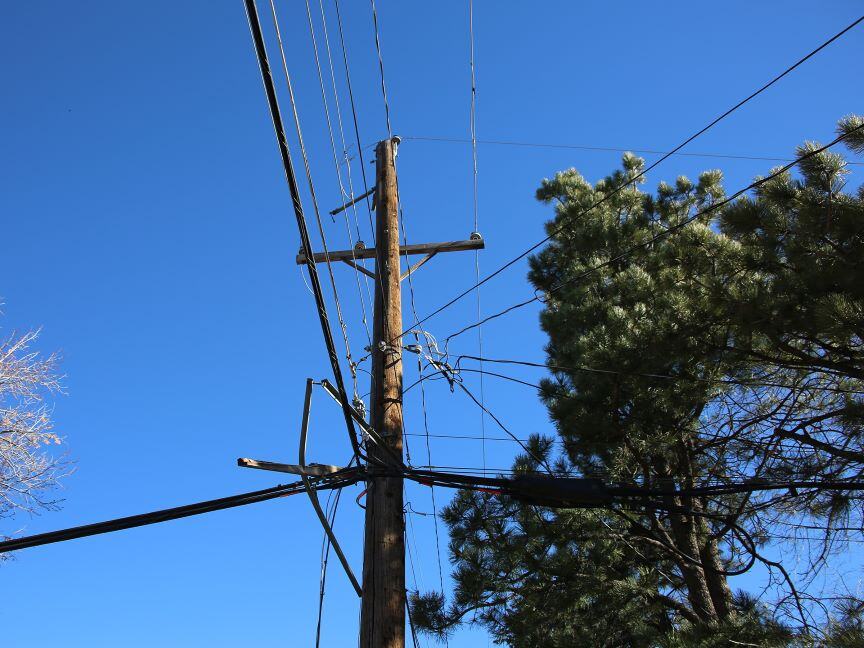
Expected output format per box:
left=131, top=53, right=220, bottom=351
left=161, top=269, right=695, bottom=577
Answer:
left=299, top=379, right=362, bottom=597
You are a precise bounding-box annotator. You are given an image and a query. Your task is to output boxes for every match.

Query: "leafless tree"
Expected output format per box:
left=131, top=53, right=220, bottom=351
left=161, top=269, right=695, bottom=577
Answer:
left=1, top=321, right=69, bottom=547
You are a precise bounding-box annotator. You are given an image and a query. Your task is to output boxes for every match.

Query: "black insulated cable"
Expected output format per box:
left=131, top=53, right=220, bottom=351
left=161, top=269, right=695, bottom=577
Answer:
left=242, top=0, right=363, bottom=461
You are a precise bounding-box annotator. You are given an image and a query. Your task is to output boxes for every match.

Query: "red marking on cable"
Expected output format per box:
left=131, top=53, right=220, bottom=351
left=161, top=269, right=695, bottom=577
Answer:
left=355, top=488, right=369, bottom=508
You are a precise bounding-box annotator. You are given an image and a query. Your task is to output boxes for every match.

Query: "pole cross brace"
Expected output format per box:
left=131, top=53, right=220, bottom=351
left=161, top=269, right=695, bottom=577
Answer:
left=400, top=251, right=437, bottom=281
left=342, top=258, right=375, bottom=279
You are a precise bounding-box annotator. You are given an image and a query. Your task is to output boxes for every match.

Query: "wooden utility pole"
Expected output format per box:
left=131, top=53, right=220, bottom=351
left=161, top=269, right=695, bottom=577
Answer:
left=360, top=136, right=406, bottom=648
left=294, top=136, right=483, bottom=648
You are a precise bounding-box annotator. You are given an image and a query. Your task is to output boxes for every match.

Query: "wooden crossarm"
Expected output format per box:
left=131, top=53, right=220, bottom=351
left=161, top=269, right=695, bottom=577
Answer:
left=296, top=237, right=484, bottom=265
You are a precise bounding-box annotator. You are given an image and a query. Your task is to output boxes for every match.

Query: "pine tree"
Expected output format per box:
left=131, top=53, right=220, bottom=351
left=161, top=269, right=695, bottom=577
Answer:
left=412, top=115, right=864, bottom=645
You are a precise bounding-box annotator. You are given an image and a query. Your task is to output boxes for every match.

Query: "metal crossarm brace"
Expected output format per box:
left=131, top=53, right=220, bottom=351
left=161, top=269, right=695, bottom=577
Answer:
left=400, top=251, right=437, bottom=281
left=342, top=258, right=376, bottom=279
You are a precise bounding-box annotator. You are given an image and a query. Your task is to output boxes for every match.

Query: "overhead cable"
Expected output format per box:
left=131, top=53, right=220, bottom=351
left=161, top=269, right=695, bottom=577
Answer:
left=401, top=14, right=864, bottom=337
left=303, top=0, right=373, bottom=347
left=0, top=475, right=358, bottom=554
left=6, top=469, right=863, bottom=556
left=267, top=0, right=361, bottom=398
left=451, top=355, right=864, bottom=394
left=443, top=124, right=864, bottom=343
left=242, top=0, right=362, bottom=459
left=402, top=135, right=864, bottom=166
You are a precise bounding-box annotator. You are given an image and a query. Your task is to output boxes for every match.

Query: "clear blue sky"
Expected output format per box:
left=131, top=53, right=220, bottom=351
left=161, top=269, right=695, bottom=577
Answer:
left=1, top=1, right=862, bottom=646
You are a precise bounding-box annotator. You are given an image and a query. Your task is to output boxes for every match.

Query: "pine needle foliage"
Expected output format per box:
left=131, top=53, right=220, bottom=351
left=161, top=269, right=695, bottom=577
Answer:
left=412, top=116, right=864, bottom=646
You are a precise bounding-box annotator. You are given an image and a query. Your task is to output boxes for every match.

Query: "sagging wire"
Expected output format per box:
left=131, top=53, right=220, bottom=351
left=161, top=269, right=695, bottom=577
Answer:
left=399, top=15, right=864, bottom=337
left=405, top=331, right=554, bottom=474
left=268, top=0, right=362, bottom=400
left=303, top=0, right=373, bottom=349
left=243, top=0, right=363, bottom=460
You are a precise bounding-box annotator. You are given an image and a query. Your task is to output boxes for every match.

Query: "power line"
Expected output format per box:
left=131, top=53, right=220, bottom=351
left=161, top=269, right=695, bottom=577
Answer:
left=402, top=355, right=864, bottom=400
left=402, top=365, right=544, bottom=396
left=467, top=0, right=488, bottom=486
left=410, top=344, right=447, bottom=600
left=435, top=361, right=554, bottom=474
left=406, top=434, right=848, bottom=456
left=330, top=0, right=396, bottom=377
left=401, top=135, right=864, bottom=166
left=242, top=0, right=362, bottom=459
left=405, top=589, right=422, bottom=648
left=450, top=355, right=864, bottom=394
left=368, top=0, right=393, bottom=138
left=303, top=0, right=373, bottom=349
left=403, top=469, right=864, bottom=503
left=405, top=432, right=532, bottom=443
left=315, top=485, right=343, bottom=648
left=443, top=125, right=864, bottom=343
left=7, top=467, right=864, bottom=555
left=0, top=475, right=358, bottom=554
left=332, top=0, right=378, bottom=246
left=267, top=0, right=361, bottom=397
left=399, top=14, right=864, bottom=337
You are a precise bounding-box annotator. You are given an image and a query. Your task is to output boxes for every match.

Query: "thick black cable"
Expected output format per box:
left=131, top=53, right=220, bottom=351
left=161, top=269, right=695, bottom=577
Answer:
left=403, top=469, right=864, bottom=502
left=0, top=475, right=358, bottom=554
left=13, top=467, right=856, bottom=558
left=243, top=0, right=362, bottom=460
left=402, top=14, right=864, bottom=336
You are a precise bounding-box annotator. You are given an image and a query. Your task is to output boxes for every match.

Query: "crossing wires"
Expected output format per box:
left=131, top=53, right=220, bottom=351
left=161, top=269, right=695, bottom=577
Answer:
left=242, top=0, right=362, bottom=458
left=441, top=123, right=864, bottom=344
left=302, top=0, right=374, bottom=350
left=267, top=0, right=363, bottom=401
left=400, top=13, right=864, bottom=338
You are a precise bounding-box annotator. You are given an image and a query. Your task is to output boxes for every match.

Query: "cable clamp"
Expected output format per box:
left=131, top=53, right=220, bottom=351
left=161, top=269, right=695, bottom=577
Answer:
left=352, top=396, right=367, bottom=421
left=377, top=341, right=401, bottom=356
